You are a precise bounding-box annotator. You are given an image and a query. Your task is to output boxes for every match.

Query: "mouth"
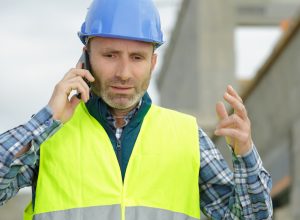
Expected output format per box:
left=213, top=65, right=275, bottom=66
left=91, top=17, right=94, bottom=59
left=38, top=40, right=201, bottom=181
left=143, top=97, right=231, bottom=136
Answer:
left=110, top=86, right=134, bottom=93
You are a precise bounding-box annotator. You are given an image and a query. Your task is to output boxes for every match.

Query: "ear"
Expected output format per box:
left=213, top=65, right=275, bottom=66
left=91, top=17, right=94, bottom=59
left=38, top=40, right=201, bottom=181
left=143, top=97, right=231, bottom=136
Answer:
left=150, top=53, right=157, bottom=72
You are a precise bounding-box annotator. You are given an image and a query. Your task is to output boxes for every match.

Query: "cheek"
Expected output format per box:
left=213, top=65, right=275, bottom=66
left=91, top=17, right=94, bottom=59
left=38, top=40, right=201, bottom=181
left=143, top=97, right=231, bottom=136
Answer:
left=90, top=55, right=110, bottom=77
left=91, top=64, right=111, bottom=83
left=138, top=70, right=152, bottom=89
left=90, top=69, right=108, bottom=93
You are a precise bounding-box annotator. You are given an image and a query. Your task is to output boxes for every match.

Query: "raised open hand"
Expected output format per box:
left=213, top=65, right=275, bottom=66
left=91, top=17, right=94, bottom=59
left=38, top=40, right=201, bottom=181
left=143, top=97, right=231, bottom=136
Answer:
left=215, top=85, right=253, bottom=156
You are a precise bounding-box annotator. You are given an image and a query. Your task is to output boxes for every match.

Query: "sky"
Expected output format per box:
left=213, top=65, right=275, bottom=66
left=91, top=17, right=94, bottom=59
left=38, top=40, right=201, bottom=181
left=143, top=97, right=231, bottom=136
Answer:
left=235, top=27, right=282, bottom=79
left=0, top=1, right=92, bottom=132
left=0, top=0, right=281, bottom=133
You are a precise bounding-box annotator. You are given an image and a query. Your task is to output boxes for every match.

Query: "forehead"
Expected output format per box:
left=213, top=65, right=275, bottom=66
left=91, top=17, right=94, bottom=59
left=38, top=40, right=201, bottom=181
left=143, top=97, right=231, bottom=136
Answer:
left=89, top=37, right=154, bottom=52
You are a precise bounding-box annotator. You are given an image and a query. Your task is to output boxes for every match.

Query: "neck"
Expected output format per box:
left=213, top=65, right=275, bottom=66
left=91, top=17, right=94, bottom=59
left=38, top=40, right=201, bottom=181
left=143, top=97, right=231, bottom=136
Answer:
left=109, top=103, right=138, bottom=128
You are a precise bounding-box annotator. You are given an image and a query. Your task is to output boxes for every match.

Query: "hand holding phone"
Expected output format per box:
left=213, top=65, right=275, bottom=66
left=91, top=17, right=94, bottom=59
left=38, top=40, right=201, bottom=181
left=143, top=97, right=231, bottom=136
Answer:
left=48, top=59, right=94, bottom=123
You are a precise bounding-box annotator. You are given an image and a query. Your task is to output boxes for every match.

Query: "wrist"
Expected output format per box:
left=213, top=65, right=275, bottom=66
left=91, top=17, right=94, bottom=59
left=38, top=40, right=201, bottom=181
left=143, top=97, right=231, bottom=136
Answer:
left=234, top=140, right=253, bottom=156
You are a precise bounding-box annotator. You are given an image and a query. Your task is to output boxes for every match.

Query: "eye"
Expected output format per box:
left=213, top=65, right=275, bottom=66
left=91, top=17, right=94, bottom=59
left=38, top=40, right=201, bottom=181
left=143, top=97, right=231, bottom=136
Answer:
left=132, top=55, right=144, bottom=61
left=103, top=53, right=115, bottom=58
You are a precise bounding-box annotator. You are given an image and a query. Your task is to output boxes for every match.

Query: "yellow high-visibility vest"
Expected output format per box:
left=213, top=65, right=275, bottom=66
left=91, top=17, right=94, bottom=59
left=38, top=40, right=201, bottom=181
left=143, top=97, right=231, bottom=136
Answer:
left=24, top=102, right=200, bottom=220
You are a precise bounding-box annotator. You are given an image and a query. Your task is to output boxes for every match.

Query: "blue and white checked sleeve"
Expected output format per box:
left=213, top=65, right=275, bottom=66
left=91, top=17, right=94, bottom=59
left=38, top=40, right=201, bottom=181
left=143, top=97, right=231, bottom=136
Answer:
left=0, top=106, right=61, bottom=206
left=199, top=129, right=273, bottom=219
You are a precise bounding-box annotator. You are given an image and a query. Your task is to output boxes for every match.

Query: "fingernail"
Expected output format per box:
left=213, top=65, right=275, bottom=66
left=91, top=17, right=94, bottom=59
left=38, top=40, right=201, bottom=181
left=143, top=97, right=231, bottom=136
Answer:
left=214, top=130, right=220, bottom=135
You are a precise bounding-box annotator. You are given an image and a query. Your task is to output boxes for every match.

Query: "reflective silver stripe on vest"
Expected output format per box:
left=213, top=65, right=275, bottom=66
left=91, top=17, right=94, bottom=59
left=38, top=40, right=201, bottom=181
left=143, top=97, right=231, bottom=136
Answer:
left=126, top=206, right=200, bottom=220
left=33, top=204, right=121, bottom=220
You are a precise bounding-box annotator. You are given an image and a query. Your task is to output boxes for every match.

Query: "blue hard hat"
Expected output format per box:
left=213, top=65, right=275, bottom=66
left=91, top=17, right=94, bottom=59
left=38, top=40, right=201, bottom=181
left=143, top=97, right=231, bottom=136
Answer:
left=78, top=0, right=164, bottom=48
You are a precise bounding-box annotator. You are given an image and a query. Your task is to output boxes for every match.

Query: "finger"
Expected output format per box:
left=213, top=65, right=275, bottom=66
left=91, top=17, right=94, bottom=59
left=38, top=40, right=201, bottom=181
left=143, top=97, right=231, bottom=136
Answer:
left=227, top=85, right=243, bottom=103
left=223, top=92, right=248, bottom=119
left=216, top=101, right=228, bottom=120
left=60, top=75, right=90, bottom=101
left=67, top=81, right=89, bottom=102
left=217, top=114, right=245, bottom=130
left=214, top=127, right=247, bottom=141
left=69, top=95, right=81, bottom=108
left=63, top=68, right=95, bottom=83
left=71, top=76, right=90, bottom=94
left=77, top=69, right=95, bottom=83
left=75, top=60, right=95, bottom=82
left=74, top=79, right=90, bottom=102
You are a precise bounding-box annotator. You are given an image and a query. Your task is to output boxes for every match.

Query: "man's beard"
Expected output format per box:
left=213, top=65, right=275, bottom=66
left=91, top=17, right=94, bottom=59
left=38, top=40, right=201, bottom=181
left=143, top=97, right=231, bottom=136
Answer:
left=101, top=88, right=146, bottom=110
left=92, top=77, right=149, bottom=110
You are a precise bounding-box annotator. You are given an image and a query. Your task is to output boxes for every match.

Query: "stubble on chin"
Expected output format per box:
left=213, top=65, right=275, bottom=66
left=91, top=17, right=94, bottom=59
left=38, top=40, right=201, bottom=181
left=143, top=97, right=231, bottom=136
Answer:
left=102, top=90, right=145, bottom=110
left=91, top=73, right=150, bottom=110
left=92, top=85, right=145, bottom=110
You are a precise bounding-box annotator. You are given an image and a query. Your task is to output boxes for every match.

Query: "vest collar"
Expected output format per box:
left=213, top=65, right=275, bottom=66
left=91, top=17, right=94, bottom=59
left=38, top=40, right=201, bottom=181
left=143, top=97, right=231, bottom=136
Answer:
left=85, top=92, right=152, bottom=130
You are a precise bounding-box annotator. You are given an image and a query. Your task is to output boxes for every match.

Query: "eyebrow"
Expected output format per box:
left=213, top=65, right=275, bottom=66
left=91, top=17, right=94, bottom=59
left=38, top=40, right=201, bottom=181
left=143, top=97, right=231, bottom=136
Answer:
left=102, top=48, right=150, bottom=57
left=102, top=48, right=121, bottom=53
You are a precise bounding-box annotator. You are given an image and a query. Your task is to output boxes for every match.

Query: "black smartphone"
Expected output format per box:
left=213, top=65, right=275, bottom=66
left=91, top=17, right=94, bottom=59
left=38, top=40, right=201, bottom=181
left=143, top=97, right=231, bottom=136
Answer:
left=77, top=50, right=92, bottom=99
left=80, top=50, right=92, bottom=87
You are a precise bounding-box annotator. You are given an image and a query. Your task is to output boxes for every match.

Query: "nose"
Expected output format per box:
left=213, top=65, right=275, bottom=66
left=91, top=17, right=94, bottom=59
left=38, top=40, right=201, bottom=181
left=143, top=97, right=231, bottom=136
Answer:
left=115, top=57, right=131, bottom=81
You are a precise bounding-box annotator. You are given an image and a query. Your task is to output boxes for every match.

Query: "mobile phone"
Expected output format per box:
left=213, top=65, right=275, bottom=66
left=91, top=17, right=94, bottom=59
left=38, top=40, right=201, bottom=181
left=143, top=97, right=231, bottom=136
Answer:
left=77, top=50, right=92, bottom=99
left=80, top=50, right=92, bottom=87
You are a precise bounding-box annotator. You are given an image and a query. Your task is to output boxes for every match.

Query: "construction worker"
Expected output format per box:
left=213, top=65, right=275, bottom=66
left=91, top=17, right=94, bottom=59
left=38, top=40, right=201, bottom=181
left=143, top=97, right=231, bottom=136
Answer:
left=0, top=0, right=272, bottom=219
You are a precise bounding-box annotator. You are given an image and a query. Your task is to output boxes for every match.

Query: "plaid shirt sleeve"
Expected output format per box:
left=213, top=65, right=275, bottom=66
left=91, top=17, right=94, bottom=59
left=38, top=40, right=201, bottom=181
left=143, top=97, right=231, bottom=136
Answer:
left=199, top=129, right=273, bottom=219
left=0, top=106, right=61, bottom=206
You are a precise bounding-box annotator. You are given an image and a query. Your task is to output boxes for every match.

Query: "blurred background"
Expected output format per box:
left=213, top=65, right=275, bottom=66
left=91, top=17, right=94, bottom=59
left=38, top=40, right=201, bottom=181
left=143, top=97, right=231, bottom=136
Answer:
left=1, top=0, right=300, bottom=219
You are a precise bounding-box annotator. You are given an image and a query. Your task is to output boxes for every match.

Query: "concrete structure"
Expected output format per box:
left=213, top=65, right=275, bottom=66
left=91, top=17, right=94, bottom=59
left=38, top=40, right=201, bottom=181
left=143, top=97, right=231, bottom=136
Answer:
left=213, top=14, right=300, bottom=219
left=235, top=0, right=300, bottom=25
left=157, top=0, right=237, bottom=135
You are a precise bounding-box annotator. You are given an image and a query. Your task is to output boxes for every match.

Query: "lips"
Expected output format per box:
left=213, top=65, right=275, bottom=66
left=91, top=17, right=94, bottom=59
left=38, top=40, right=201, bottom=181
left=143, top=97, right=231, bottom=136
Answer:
left=110, top=85, right=133, bottom=93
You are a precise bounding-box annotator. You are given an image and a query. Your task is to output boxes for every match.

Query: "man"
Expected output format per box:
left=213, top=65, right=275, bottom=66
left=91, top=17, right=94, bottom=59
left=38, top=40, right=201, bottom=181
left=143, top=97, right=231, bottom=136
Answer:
left=0, top=0, right=272, bottom=219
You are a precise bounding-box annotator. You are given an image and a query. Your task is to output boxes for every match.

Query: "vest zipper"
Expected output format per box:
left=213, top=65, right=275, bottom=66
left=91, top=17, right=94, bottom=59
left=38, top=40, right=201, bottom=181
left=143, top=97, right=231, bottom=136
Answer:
left=116, top=138, right=125, bottom=220
left=116, top=139, right=122, bottom=170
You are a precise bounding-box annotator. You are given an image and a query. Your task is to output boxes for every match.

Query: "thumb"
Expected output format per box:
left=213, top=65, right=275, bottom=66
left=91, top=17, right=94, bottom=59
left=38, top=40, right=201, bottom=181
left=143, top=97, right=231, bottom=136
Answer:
left=216, top=101, right=228, bottom=120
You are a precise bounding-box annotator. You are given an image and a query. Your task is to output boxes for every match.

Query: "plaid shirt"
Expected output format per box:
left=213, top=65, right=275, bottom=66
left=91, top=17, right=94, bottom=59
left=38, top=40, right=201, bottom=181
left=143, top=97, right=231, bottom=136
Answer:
left=0, top=105, right=272, bottom=219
